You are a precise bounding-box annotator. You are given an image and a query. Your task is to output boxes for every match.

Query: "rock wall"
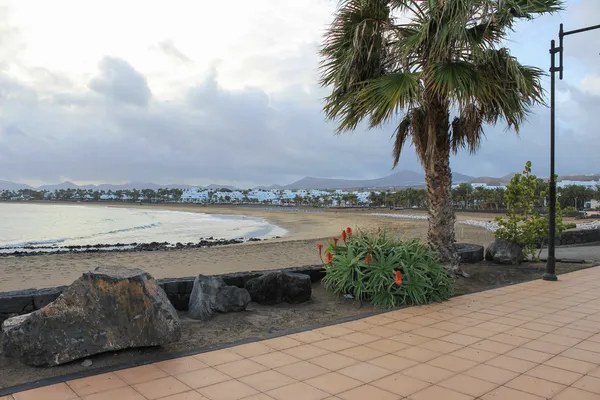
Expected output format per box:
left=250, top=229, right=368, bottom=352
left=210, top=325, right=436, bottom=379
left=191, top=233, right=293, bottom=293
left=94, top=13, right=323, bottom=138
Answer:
left=0, top=265, right=325, bottom=325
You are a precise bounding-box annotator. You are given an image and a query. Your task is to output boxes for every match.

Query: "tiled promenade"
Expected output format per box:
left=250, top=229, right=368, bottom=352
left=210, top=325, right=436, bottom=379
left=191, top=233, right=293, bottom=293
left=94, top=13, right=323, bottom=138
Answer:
left=5, top=267, right=600, bottom=400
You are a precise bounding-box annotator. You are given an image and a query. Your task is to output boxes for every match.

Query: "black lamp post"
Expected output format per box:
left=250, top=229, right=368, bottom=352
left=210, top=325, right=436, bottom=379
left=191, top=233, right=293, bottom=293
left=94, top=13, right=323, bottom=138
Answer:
left=544, top=22, right=600, bottom=282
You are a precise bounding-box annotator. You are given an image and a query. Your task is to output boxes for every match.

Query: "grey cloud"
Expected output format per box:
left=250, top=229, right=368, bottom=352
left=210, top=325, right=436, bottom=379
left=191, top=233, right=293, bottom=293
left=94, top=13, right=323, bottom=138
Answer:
left=158, top=40, right=192, bottom=64
left=89, top=57, right=152, bottom=107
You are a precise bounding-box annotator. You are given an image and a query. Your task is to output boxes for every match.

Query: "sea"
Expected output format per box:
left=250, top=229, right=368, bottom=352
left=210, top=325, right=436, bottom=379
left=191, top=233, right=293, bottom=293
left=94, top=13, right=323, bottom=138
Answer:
left=0, top=203, right=286, bottom=254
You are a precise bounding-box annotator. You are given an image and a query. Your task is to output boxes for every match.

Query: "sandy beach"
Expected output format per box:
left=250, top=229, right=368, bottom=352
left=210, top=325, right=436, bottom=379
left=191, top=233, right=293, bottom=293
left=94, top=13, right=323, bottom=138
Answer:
left=0, top=203, right=496, bottom=292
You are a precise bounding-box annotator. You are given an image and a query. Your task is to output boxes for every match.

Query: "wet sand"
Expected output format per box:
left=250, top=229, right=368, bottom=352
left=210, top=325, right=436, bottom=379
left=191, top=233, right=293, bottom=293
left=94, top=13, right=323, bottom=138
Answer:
left=0, top=204, right=496, bottom=292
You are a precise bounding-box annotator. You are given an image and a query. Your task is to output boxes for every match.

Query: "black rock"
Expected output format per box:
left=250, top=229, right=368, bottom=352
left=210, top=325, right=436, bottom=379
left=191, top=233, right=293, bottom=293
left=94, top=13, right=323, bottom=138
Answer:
left=244, top=272, right=312, bottom=305
left=1, top=267, right=181, bottom=366
left=188, top=275, right=251, bottom=321
left=456, top=243, right=484, bottom=264
left=485, top=239, right=524, bottom=265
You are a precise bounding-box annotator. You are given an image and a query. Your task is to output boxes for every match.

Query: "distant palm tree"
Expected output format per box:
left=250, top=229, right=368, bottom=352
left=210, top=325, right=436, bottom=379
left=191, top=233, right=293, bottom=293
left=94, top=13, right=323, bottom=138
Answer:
left=320, top=0, right=561, bottom=263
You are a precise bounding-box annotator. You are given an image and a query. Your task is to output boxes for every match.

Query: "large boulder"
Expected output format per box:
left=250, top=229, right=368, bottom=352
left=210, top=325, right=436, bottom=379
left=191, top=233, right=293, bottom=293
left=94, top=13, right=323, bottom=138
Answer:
left=188, top=275, right=251, bottom=321
left=245, top=272, right=311, bottom=305
left=485, top=239, right=524, bottom=265
left=456, top=243, right=484, bottom=264
left=1, top=267, right=181, bottom=366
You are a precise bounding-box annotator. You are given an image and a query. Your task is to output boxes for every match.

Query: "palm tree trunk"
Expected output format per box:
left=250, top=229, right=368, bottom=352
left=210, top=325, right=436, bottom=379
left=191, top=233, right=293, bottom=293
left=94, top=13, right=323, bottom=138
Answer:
left=425, top=120, right=458, bottom=266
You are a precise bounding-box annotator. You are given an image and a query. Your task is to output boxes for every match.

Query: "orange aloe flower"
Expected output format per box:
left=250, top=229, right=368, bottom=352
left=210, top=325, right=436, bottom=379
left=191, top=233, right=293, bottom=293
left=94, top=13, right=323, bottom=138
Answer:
left=333, top=236, right=339, bottom=245
left=395, top=271, right=403, bottom=285
left=317, top=243, right=323, bottom=253
left=325, top=252, right=333, bottom=263
left=365, top=255, right=371, bottom=264
left=341, top=230, right=347, bottom=241
left=346, top=227, right=353, bottom=237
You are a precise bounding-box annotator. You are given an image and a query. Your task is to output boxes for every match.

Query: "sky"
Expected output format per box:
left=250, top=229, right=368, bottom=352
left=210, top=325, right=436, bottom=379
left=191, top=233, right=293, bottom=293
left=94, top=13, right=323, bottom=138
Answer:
left=0, top=0, right=599, bottom=187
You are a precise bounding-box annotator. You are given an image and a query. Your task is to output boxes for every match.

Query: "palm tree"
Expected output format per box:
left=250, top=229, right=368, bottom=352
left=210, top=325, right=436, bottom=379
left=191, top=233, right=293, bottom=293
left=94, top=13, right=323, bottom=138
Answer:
left=320, top=0, right=561, bottom=263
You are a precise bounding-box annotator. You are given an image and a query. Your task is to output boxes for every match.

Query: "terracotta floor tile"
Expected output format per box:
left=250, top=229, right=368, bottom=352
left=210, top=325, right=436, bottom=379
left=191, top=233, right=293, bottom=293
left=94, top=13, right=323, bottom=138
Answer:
left=383, top=310, right=415, bottom=321
left=576, top=340, right=600, bottom=353
left=338, top=362, right=393, bottom=383
left=157, top=391, right=206, bottom=400
left=451, top=317, right=484, bottom=327
left=193, top=350, right=244, bottom=367
left=409, top=385, right=474, bottom=400
left=371, top=373, right=431, bottom=396
left=266, top=382, right=329, bottom=400
left=362, top=315, right=398, bottom=326
left=439, top=333, right=481, bottom=346
left=362, top=326, right=399, bottom=338
left=456, top=327, right=497, bottom=339
left=239, top=370, right=296, bottom=392
left=337, top=384, right=400, bottom=400
left=486, top=355, right=537, bottom=373
left=229, top=342, right=273, bottom=358
left=365, top=339, right=408, bottom=353
left=427, top=355, right=478, bottom=373
left=553, top=327, right=593, bottom=340
left=520, top=322, right=558, bottom=333
left=282, top=343, right=330, bottom=360
left=13, top=383, right=78, bottom=400
left=312, top=338, right=356, bottom=352
left=538, top=333, right=582, bottom=347
left=277, top=361, right=330, bottom=380
left=310, top=353, right=360, bottom=370
left=418, top=339, right=463, bottom=354
left=175, top=368, right=232, bottom=389
left=388, top=333, right=431, bottom=346
left=402, top=363, right=456, bottom=384
left=525, top=364, right=583, bottom=385
left=404, top=316, right=439, bottom=326
left=262, top=336, right=303, bottom=351
left=505, top=327, right=545, bottom=340
left=313, top=326, right=354, bottom=337
left=470, top=339, right=515, bottom=354
left=368, top=354, right=418, bottom=371
left=216, top=359, right=269, bottom=378
left=338, top=345, right=386, bottom=361
left=81, top=386, right=146, bottom=400
left=588, top=366, right=600, bottom=378
left=338, top=332, right=380, bottom=345
left=290, top=331, right=332, bottom=343
left=572, top=375, right=600, bottom=394
left=464, top=364, right=519, bottom=385
left=505, top=375, right=566, bottom=398
left=197, top=380, right=258, bottom=400
left=115, top=364, right=169, bottom=385
left=553, top=387, right=599, bottom=400
left=305, top=372, right=362, bottom=395
left=505, top=347, right=554, bottom=363
left=155, top=357, right=209, bottom=375
left=133, top=376, right=191, bottom=400
left=428, top=321, right=467, bottom=333
left=250, top=351, right=301, bottom=368
left=561, top=347, right=600, bottom=364
left=438, top=374, right=498, bottom=397
left=491, top=316, right=527, bottom=327
left=385, top=321, right=421, bottom=332
left=339, top=321, right=377, bottom=332
left=67, top=372, right=127, bottom=396
left=242, top=395, right=276, bottom=400
left=398, top=346, right=443, bottom=362
left=479, top=386, right=544, bottom=400
left=411, top=327, right=449, bottom=339
left=521, top=339, right=569, bottom=355
left=487, top=333, right=531, bottom=346
left=451, top=347, right=497, bottom=363
left=543, top=355, right=597, bottom=374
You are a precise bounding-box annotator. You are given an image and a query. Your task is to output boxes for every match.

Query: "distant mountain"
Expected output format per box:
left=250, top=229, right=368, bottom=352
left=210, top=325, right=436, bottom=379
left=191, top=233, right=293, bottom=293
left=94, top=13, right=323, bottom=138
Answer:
left=204, top=184, right=238, bottom=191
left=0, top=180, right=34, bottom=190
left=1, top=181, right=195, bottom=191
left=284, top=170, right=474, bottom=190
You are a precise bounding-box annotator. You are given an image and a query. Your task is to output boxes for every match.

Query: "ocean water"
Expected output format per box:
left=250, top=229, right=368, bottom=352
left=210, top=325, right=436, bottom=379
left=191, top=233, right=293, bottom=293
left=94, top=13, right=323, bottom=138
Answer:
left=0, top=203, right=286, bottom=253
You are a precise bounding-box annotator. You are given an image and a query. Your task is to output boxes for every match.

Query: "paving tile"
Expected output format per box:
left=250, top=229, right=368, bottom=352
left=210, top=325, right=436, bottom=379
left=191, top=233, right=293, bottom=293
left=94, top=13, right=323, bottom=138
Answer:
left=385, top=321, right=421, bottom=332
left=262, top=336, right=303, bottom=351
left=427, top=354, right=478, bottom=373
left=13, top=383, right=79, bottom=400
left=505, top=347, right=554, bottom=363
left=409, top=385, right=474, bottom=400
left=312, top=338, right=356, bottom=352
left=67, top=372, right=127, bottom=396
left=485, top=354, right=537, bottom=374
left=80, top=386, right=146, bottom=400
left=197, top=380, right=258, bottom=400
left=239, top=370, right=296, bottom=392
left=451, top=317, right=484, bottom=327
left=402, top=363, right=456, bottom=384
left=505, top=327, right=545, bottom=340
left=521, top=339, right=569, bottom=355
left=543, top=355, right=597, bottom=374
left=470, top=339, right=515, bottom=354
left=451, top=347, right=497, bottom=363
left=538, top=333, right=582, bottom=347
left=242, top=395, right=276, bottom=400
left=364, top=326, right=400, bottom=338
left=175, top=368, right=231, bottom=389
left=464, top=364, right=520, bottom=385
left=456, top=327, right=497, bottom=339
left=362, top=315, right=398, bottom=326
left=575, top=340, right=600, bottom=353
left=418, top=339, right=463, bottom=354
left=277, top=361, right=330, bottom=380
left=397, top=346, right=442, bottom=362
left=365, top=339, right=408, bottom=353
left=520, top=322, right=558, bottom=333
left=524, top=364, right=583, bottom=385
left=371, top=373, right=431, bottom=396
left=491, top=316, right=527, bottom=327
left=193, top=350, right=244, bottom=367
left=310, top=353, right=360, bottom=370
left=340, top=321, right=377, bottom=332
left=337, top=384, right=400, bottom=400
left=216, top=359, right=269, bottom=378
left=438, top=374, right=498, bottom=397
left=439, top=333, right=480, bottom=346
left=411, top=327, right=449, bottom=339
left=155, top=356, right=209, bottom=375
left=338, top=345, right=386, bottom=361
left=266, top=382, right=330, bottom=400
left=133, top=376, right=191, bottom=400
left=338, top=362, right=393, bottom=383
left=572, top=375, right=600, bottom=395
left=289, top=331, right=332, bottom=344
left=561, top=347, right=600, bottom=364
left=487, top=333, right=531, bottom=346
left=313, top=326, right=354, bottom=338
left=282, top=343, right=330, bottom=360
left=229, top=342, right=273, bottom=358
left=553, top=327, right=594, bottom=340
left=388, top=332, right=431, bottom=346
left=428, top=321, right=467, bottom=332
left=250, top=351, right=301, bottom=368
left=156, top=391, right=206, bottom=400
left=368, top=354, right=419, bottom=372
left=505, top=375, right=566, bottom=399
left=305, top=372, right=363, bottom=395
left=588, top=366, right=600, bottom=378
left=115, top=364, right=169, bottom=385
left=479, top=386, right=544, bottom=400
left=338, top=332, right=380, bottom=345
left=404, top=316, right=439, bottom=326
left=552, top=387, right=599, bottom=400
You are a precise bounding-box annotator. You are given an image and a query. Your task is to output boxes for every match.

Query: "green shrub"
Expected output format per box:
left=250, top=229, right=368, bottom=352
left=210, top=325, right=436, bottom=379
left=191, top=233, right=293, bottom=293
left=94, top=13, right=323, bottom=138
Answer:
left=319, top=228, right=453, bottom=308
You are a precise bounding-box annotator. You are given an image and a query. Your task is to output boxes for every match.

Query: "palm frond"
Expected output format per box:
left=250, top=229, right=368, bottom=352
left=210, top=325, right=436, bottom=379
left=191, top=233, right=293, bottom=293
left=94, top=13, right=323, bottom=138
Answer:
left=451, top=103, right=484, bottom=154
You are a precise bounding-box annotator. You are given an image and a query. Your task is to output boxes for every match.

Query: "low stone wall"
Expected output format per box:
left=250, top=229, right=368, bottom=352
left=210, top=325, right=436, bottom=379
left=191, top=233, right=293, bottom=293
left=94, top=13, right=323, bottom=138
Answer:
left=557, top=229, right=600, bottom=246
left=0, top=265, right=326, bottom=325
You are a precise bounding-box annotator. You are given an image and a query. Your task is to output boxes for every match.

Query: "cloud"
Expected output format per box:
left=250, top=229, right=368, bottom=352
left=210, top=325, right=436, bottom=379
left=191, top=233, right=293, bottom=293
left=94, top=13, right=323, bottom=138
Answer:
left=88, top=57, right=152, bottom=107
